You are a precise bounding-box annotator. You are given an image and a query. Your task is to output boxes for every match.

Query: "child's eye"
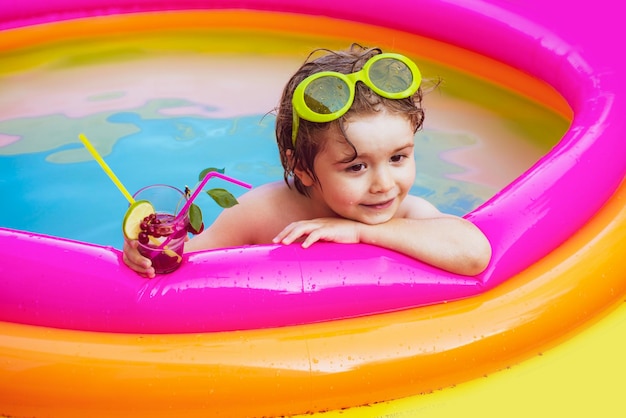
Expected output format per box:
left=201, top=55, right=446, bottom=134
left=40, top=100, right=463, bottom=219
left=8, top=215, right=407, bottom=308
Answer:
left=347, top=163, right=366, bottom=172
left=390, top=154, right=406, bottom=163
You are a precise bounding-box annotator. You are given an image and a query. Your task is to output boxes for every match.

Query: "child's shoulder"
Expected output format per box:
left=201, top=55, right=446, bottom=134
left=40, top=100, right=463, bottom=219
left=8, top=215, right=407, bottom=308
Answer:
left=236, top=181, right=305, bottom=215
left=238, top=181, right=292, bottom=203
left=199, top=181, right=298, bottom=248
left=399, top=194, right=444, bottom=219
left=240, top=180, right=326, bottom=221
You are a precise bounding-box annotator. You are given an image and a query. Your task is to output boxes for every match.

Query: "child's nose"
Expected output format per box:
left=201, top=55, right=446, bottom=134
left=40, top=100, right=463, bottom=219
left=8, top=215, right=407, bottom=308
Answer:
left=371, top=167, right=395, bottom=193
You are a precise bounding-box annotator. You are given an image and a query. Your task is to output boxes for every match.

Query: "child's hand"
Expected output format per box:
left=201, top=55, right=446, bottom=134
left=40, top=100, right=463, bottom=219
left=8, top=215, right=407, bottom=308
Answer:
left=273, top=218, right=360, bottom=248
left=122, top=239, right=156, bottom=278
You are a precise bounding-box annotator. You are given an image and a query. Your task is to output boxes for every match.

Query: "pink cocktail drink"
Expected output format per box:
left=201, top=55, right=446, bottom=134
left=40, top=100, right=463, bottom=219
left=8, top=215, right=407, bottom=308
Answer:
left=136, top=212, right=188, bottom=274
left=130, top=184, right=189, bottom=275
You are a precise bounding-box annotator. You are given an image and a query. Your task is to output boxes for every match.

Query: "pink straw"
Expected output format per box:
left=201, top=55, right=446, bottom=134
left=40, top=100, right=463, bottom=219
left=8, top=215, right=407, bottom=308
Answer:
left=157, top=172, right=252, bottom=249
left=176, top=171, right=252, bottom=221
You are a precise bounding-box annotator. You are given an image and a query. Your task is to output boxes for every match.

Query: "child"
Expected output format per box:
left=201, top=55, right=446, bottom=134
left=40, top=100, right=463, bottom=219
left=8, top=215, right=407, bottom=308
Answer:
left=123, top=44, right=492, bottom=278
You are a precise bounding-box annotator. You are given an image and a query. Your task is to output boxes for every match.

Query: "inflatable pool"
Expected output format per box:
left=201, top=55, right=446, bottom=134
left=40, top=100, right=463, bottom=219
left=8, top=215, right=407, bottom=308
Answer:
left=1, top=0, right=625, bottom=417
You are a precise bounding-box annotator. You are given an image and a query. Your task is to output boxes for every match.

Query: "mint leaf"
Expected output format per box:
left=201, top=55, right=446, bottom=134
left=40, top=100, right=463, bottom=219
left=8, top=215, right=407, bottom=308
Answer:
left=189, top=203, right=203, bottom=232
left=207, top=188, right=239, bottom=208
left=198, top=167, right=225, bottom=181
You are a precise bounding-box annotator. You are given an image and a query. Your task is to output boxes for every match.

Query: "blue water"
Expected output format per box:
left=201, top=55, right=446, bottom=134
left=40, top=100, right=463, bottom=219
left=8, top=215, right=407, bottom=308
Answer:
left=0, top=109, right=491, bottom=249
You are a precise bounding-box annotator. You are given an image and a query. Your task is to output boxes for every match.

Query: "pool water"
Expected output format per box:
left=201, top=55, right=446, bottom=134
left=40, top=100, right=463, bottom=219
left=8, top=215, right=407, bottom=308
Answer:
left=0, top=20, right=570, bottom=249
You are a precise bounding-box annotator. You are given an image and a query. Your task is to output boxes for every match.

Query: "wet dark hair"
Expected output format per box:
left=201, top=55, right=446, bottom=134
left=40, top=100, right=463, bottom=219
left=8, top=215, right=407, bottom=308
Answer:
left=275, top=44, right=426, bottom=196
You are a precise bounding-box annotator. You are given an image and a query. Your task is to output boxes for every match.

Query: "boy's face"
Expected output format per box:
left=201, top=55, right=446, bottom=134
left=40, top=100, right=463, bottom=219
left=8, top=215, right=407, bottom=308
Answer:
left=303, top=110, right=416, bottom=224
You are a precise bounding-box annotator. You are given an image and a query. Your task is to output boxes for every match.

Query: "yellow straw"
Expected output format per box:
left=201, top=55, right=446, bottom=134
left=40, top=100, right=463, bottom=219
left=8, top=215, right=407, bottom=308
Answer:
left=78, top=133, right=135, bottom=204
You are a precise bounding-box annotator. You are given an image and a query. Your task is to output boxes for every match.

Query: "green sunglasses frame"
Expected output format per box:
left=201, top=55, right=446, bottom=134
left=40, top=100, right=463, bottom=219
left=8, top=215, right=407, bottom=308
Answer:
left=291, top=53, right=422, bottom=145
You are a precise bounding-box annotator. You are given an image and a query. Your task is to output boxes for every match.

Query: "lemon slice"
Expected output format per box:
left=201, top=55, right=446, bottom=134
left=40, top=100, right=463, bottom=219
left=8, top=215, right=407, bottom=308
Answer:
left=122, top=200, right=155, bottom=240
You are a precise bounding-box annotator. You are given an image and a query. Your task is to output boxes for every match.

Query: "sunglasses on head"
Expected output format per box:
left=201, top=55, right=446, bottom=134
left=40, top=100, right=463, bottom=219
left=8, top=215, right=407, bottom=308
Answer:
left=291, top=53, right=422, bottom=146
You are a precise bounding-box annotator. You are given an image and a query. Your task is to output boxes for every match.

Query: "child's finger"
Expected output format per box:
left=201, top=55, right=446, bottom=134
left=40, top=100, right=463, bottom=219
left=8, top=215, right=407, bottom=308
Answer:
left=273, top=221, right=311, bottom=245
left=272, top=222, right=298, bottom=244
left=301, top=230, right=322, bottom=248
left=123, top=239, right=155, bottom=278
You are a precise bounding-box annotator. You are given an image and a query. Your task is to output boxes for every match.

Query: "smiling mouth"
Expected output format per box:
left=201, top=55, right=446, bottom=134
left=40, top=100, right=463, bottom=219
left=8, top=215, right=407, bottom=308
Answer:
left=362, top=198, right=395, bottom=210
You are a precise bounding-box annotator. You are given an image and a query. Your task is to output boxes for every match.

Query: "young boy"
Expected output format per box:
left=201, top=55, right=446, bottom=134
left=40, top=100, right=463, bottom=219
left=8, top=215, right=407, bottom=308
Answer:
left=123, top=45, right=492, bottom=278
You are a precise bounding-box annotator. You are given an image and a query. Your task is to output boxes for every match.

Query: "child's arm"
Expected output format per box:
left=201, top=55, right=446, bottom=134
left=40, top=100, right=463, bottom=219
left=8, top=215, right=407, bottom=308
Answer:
left=273, top=196, right=492, bottom=276
left=358, top=216, right=491, bottom=275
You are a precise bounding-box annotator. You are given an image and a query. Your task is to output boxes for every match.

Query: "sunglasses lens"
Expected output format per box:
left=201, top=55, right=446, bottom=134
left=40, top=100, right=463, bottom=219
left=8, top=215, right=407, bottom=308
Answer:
left=369, top=58, right=413, bottom=93
left=304, top=76, right=350, bottom=115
